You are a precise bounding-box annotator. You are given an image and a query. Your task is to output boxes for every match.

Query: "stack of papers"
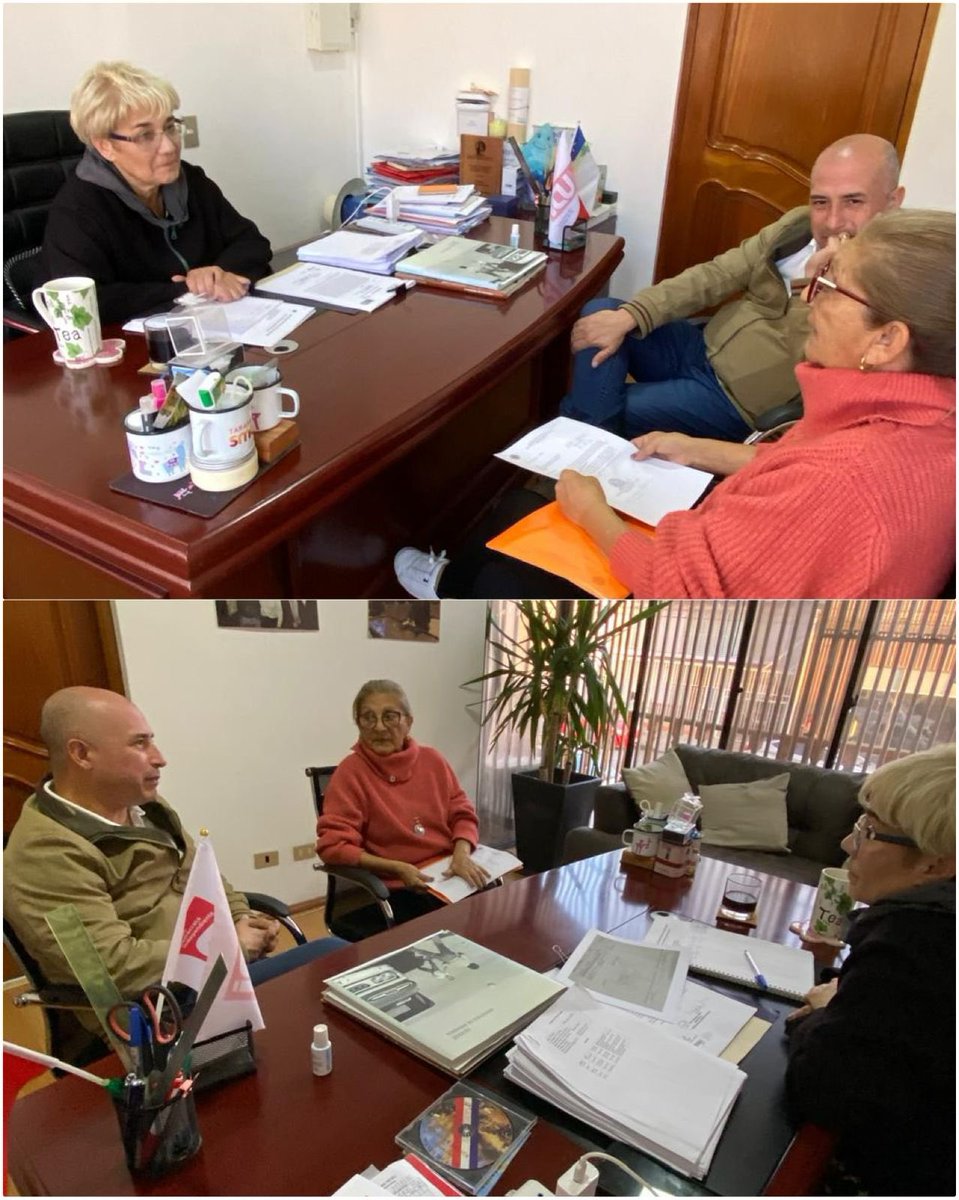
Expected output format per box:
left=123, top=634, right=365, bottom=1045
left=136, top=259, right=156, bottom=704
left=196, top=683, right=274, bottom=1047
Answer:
left=123, top=295, right=312, bottom=349
left=296, top=227, right=423, bottom=276
left=369, top=185, right=492, bottom=236
left=505, top=986, right=746, bottom=1179
left=257, top=262, right=409, bottom=313
left=395, top=237, right=546, bottom=299
left=367, top=146, right=460, bottom=189
left=322, top=930, right=565, bottom=1076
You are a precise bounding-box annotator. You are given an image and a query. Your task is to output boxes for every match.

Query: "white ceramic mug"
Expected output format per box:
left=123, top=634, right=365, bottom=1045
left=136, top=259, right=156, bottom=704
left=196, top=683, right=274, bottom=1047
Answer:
left=187, top=383, right=255, bottom=467
left=250, top=382, right=300, bottom=432
left=622, top=821, right=661, bottom=857
left=809, top=867, right=854, bottom=942
left=31, top=276, right=102, bottom=369
left=637, top=799, right=670, bottom=820
left=124, top=409, right=191, bottom=483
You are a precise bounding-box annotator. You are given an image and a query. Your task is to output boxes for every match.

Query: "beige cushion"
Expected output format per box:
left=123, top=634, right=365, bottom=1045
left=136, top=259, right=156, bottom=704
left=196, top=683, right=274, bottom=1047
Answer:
left=699, top=774, right=791, bottom=853
left=621, top=749, right=691, bottom=817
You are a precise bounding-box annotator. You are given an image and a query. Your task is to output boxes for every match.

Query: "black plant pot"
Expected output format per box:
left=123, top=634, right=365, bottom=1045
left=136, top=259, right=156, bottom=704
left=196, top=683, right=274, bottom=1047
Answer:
left=511, top=769, right=600, bottom=874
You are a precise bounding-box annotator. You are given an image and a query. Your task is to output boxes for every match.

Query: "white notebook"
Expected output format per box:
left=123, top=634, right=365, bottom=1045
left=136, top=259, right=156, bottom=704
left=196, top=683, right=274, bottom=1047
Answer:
left=643, top=914, right=815, bottom=1002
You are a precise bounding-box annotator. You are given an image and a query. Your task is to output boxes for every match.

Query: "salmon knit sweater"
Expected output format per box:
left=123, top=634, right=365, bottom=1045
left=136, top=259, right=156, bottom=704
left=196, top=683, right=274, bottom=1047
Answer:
left=608, top=363, right=955, bottom=598
left=315, top=738, right=479, bottom=883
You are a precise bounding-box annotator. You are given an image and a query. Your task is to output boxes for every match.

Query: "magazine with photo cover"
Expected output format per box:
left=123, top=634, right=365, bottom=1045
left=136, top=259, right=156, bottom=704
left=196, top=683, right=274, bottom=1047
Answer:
left=322, top=929, right=565, bottom=1075
left=396, top=1081, right=537, bottom=1195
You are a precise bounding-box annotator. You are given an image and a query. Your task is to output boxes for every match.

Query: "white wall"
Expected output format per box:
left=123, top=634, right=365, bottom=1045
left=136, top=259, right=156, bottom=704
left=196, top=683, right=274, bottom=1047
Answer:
left=112, top=600, right=489, bottom=905
left=356, top=3, right=688, bottom=299
left=901, top=2, right=956, bottom=211
left=1, top=3, right=361, bottom=253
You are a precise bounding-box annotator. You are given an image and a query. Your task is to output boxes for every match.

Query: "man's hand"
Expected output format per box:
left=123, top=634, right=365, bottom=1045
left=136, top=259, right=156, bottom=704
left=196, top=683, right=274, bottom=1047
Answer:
left=235, top=913, right=280, bottom=960
left=171, top=266, right=251, bottom=302
left=570, top=308, right=636, bottom=368
left=786, top=977, right=839, bottom=1023
left=444, top=847, right=490, bottom=890
left=631, top=431, right=699, bottom=466
left=392, top=861, right=434, bottom=891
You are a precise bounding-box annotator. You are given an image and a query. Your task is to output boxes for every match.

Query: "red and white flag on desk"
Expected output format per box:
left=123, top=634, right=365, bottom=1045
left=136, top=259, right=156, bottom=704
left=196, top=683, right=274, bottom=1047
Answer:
left=162, top=834, right=264, bottom=1040
left=548, top=127, right=579, bottom=250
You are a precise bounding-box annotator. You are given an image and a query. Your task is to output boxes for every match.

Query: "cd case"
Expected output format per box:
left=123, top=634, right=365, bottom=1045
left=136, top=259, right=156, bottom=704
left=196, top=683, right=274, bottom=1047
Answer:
left=396, top=1081, right=536, bottom=1195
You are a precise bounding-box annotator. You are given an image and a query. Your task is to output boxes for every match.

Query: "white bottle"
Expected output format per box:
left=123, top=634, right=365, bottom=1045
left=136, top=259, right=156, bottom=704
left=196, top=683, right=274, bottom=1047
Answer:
left=311, top=1023, right=332, bottom=1076
left=509, top=223, right=521, bottom=249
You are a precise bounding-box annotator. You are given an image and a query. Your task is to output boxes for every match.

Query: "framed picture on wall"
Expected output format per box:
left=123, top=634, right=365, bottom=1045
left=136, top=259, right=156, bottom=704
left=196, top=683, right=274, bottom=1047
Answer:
left=368, top=601, right=439, bottom=642
left=215, top=601, right=319, bottom=630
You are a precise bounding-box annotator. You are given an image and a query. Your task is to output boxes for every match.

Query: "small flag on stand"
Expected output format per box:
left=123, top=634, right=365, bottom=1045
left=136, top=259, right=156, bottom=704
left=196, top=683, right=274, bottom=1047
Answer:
left=162, top=834, right=264, bottom=1041
left=570, top=124, right=602, bottom=217
left=548, top=128, right=580, bottom=250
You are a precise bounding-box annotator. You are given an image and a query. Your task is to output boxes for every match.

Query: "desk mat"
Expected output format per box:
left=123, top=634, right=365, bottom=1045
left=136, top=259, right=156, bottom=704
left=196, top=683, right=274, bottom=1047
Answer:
left=108, top=444, right=298, bottom=518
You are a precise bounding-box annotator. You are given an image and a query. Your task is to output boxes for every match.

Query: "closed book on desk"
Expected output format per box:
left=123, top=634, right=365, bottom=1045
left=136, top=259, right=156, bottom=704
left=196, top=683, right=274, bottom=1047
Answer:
left=322, top=929, right=564, bottom=1076
left=395, top=237, right=546, bottom=297
left=643, top=915, right=815, bottom=1001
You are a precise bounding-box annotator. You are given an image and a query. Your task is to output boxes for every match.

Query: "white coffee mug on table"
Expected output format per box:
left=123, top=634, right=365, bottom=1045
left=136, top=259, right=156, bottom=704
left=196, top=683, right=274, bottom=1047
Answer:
left=31, top=276, right=102, bottom=369
left=250, top=382, right=300, bottom=432
left=809, top=867, right=854, bottom=942
left=187, top=381, right=255, bottom=467
left=124, top=409, right=190, bottom=483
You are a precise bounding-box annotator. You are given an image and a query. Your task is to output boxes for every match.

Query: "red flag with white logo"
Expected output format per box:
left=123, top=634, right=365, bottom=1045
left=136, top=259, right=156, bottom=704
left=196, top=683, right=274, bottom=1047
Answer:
left=161, top=835, right=264, bottom=1039
left=548, top=128, right=579, bottom=250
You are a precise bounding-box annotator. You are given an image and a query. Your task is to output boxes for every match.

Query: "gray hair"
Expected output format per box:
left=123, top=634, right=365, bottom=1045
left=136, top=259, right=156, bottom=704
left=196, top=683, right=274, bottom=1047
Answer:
left=861, top=744, right=956, bottom=857
left=352, top=680, right=412, bottom=723
left=70, top=61, right=179, bottom=145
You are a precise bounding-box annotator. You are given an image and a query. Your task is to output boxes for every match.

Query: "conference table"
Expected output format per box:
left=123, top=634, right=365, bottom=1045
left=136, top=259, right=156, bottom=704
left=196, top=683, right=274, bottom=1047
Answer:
left=3, top=218, right=624, bottom=599
left=6, top=852, right=835, bottom=1196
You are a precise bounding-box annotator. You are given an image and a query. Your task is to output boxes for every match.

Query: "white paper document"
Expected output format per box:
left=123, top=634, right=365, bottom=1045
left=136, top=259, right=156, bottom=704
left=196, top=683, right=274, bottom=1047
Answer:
left=505, top=986, right=746, bottom=1179
left=556, top=928, right=689, bottom=1021
left=633, top=979, right=758, bottom=1058
left=423, top=844, right=523, bottom=903
left=496, top=416, right=713, bottom=526
left=297, top=227, right=422, bottom=274
left=257, top=261, right=409, bottom=313
left=123, top=295, right=313, bottom=348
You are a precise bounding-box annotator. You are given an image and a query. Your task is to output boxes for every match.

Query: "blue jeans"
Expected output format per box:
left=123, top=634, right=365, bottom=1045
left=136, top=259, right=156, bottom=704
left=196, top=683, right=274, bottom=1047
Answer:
left=247, top=935, right=348, bottom=985
left=560, top=297, right=752, bottom=440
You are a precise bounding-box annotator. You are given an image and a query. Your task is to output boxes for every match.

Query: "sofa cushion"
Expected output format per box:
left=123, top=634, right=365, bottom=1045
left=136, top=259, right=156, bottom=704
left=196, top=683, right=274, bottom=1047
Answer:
left=699, top=774, right=791, bottom=852
left=621, top=749, right=690, bottom=819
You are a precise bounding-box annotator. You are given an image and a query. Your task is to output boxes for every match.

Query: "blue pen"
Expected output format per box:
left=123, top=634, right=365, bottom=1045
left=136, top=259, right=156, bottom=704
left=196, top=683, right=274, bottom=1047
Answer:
left=127, top=1006, right=153, bottom=1076
left=744, top=948, right=768, bottom=990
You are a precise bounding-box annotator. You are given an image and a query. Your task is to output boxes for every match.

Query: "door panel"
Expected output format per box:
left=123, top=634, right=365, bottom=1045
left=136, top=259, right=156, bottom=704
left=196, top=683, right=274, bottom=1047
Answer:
left=655, top=3, right=938, bottom=280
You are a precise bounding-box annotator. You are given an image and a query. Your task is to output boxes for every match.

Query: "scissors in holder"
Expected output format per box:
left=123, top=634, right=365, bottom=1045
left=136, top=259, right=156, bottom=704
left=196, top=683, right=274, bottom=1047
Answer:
left=108, top=984, right=184, bottom=1075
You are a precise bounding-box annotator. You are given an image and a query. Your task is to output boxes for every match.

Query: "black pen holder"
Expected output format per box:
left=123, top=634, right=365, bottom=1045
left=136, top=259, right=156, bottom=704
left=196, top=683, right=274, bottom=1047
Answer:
left=112, top=1083, right=201, bottom=1176
left=532, top=197, right=588, bottom=252
left=191, top=1021, right=257, bottom=1090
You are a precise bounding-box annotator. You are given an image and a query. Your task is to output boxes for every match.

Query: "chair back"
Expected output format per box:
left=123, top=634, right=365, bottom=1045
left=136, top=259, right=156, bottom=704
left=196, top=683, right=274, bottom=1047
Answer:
left=3, top=110, right=84, bottom=330
left=305, top=766, right=338, bottom=820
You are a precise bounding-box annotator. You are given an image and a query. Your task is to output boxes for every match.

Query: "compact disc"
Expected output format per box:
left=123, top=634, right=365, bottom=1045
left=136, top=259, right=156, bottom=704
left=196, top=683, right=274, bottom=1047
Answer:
left=418, top=1094, right=514, bottom=1172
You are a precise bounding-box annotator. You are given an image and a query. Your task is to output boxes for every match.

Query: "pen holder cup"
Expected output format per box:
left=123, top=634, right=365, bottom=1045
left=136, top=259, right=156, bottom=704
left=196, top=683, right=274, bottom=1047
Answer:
left=112, top=1083, right=202, bottom=1177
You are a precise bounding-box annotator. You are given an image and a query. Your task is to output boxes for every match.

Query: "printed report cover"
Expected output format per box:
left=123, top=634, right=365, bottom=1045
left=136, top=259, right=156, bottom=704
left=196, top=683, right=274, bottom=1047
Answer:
left=396, top=238, right=547, bottom=295
left=322, top=930, right=565, bottom=1075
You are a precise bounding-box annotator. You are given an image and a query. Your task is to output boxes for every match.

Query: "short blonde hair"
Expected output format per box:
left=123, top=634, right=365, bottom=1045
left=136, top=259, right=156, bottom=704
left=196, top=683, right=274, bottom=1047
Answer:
left=352, top=680, right=411, bottom=724
left=861, top=744, right=956, bottom=857
left=70, top=61, right=179, bottom=145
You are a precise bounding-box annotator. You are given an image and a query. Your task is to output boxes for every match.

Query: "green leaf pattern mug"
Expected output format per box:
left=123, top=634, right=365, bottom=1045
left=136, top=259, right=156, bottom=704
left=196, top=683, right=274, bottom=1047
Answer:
left=31, top=276, right=102, bottom=368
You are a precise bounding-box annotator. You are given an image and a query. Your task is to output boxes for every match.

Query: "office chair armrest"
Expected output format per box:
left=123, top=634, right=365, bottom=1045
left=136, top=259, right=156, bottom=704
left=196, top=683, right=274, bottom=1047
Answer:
left=753, top=398, right=803, bottom=432
left=242, top=891, right=307, bottom=946
left=320, top=864, right=392, bottom=902
left=3, top=306, right=43, bottom=335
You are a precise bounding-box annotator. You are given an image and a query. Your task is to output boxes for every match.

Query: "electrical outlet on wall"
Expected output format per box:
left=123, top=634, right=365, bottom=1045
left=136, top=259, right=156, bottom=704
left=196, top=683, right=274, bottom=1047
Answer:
left=253, top=850, right=279, bottom=869
left=292, top=843, right=315, bottom=862
left=180, top=115, right=199, bottom=149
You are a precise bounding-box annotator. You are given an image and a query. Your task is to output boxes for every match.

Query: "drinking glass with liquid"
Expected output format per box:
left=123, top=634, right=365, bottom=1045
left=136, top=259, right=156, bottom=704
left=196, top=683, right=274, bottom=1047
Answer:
left=720, top=870, right=762, bottom=920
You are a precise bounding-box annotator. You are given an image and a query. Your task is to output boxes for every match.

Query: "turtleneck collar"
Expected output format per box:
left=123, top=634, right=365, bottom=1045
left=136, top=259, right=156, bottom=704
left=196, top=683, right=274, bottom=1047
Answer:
left=793, top=361, right=956, bottom=439
left=76, top=145, right=189, bottom=230
left=352, top=737, right=421, bottom=783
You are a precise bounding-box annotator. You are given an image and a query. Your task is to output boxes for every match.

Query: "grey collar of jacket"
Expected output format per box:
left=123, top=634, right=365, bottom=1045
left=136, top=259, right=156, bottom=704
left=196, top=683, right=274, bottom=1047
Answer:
left=75, top=145, right=189, bottom=230
left=34, top=780, right=183, bottom=852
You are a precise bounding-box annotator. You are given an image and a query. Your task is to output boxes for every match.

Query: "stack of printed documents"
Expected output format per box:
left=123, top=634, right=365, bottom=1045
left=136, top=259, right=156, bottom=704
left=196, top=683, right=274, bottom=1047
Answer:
left=257, top=262, right=410, bottom=313
left=367, top=147, right=460, bottom=189
left=296, top=227, right=423, bottom=276
left=505, top=985, right=747, bottom=1180
left=368, top=185, right=492, bottom=236
left=395, top=237, right=546, bottom=299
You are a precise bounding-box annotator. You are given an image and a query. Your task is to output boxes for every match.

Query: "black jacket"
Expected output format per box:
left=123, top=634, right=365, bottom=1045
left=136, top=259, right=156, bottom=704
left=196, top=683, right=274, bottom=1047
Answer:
left=41, top=158, right=272, bottom=324
left=785, top=878, right=956, bottom=1195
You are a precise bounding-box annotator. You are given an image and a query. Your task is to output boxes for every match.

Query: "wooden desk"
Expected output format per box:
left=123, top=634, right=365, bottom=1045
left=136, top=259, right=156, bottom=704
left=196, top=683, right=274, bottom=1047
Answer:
left=6, top=853, right=820, bottom=1196
left=4, top=219, right=623, bottom=599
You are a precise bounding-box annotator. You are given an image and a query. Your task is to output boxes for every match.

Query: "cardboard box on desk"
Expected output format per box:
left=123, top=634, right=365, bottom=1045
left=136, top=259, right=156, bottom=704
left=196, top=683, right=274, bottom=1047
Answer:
left=460, top=134, right=504, bottom=197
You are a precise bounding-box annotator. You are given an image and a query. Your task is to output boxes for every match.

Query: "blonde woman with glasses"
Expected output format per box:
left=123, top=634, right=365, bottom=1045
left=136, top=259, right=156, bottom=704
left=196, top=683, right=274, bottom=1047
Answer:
left=316, top=680, right=489, bottom=927
left=41, top=61, right=271, bottom=323
left=785, top=745, right=955, bottom=1195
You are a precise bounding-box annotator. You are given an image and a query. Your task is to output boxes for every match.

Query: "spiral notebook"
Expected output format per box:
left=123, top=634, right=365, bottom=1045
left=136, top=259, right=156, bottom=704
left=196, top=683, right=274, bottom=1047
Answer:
left=642, top=914, right=815, bottom=1002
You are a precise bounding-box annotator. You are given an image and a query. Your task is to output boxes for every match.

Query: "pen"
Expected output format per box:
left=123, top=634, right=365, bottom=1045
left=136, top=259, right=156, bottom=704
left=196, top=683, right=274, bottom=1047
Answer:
left=744, top=949, right=768, bottom=990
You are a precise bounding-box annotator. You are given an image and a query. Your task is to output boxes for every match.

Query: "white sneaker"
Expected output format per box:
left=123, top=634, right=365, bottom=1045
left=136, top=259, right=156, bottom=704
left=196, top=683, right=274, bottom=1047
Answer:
left=394, top=547, right=449, bottom=599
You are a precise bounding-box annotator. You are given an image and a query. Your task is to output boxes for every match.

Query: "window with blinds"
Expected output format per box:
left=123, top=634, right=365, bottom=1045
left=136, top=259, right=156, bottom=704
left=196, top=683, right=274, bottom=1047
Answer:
left=475, top=600, right=955, bottom=847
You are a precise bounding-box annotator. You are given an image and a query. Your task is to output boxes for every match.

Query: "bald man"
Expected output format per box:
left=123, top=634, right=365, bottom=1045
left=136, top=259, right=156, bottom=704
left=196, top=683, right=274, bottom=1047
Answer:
left=561, top=133, right=905, bottom=440
left=3, top=687, right=344, bottom=1051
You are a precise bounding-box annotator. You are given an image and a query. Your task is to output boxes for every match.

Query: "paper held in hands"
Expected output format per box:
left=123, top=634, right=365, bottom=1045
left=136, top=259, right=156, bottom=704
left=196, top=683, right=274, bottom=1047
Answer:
left=422, top=845, right=522, bottom=904
left=496, top=416, right=713, bottom=526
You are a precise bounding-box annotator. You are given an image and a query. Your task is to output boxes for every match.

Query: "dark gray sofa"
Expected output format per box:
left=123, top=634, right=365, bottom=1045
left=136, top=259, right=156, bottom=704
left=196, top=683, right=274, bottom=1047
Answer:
left=562, top=743, right=866, bottom=885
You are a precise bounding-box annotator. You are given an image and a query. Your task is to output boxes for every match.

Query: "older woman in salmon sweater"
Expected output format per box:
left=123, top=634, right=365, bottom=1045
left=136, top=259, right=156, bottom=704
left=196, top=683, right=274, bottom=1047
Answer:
left=555, top=209, right=955, bottom=598
left=316, top=679, right=489, bottom=926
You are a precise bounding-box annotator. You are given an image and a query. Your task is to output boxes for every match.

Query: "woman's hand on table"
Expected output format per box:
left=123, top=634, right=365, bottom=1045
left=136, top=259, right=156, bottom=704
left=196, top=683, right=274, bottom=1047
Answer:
left=787, top=977, right=839, bottom=1023
left=172, top=265, right=251, bottom=302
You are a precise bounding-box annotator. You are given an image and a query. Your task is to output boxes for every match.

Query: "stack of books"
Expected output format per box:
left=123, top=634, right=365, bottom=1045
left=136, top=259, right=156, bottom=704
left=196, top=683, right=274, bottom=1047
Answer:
left=321, top=930, right=565, bottom=1076
left=367, top=147, right=460, bottom=190
left=395, top=237, right=547, bottom=300
left=368, top=185, right=491, bottom=236
left=296, top=227, right=423, bottom=276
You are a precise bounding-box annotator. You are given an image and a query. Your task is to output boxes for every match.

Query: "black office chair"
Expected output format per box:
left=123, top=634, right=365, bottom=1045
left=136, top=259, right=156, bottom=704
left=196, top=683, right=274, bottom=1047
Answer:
left=3, top=109, right=84, bottom=339
left=307, top=765, right=397, bottom=942
left=746, top=398, right=804, bottom=444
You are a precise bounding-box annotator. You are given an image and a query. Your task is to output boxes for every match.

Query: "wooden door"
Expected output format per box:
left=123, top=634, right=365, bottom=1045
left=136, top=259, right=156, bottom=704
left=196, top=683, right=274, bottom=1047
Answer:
left=654, top=3, right=939, bottom=281
left=3, top=601, right=123, bottom=977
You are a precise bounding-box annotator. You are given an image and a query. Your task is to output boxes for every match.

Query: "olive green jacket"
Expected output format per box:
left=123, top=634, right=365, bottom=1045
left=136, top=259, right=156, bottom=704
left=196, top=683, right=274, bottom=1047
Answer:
left=3, top=787, right=251, bottom=1001
left=619, top=207, right=814, bottom=424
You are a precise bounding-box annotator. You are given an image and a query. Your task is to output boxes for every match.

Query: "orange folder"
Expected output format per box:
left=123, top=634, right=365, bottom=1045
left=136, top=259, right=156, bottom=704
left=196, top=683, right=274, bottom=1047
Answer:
left=486, top=501, right=654, bottom=598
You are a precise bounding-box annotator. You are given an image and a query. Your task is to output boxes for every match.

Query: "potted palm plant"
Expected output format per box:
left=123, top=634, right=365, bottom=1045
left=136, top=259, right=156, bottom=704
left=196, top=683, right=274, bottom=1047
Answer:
left=467, top=600, right=666, bottom=872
